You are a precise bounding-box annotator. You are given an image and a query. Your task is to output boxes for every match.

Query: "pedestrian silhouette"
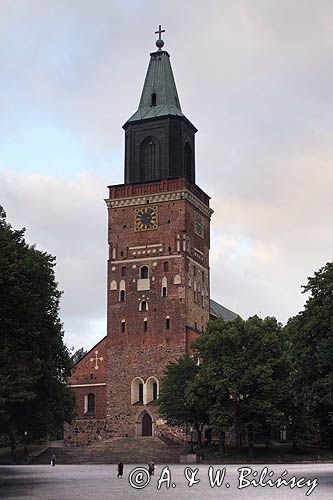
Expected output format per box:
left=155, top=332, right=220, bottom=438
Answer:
left=117, top=462, right=124, bottom=478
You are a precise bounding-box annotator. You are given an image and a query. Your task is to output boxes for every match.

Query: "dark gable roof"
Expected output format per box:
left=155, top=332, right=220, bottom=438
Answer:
left=209, top=298, right=239, bottom=322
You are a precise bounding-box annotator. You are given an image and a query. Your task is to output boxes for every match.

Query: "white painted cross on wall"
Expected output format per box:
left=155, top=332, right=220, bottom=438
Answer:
left=90, top=350, right=103, bottom=370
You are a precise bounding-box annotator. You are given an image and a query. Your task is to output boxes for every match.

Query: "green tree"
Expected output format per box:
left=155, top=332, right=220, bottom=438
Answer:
left=70, top=347, right=87, bottom=365
left=0, top=207, right=75, bottom=460
left=192, top=316, right=291, bottom=457
left=158, top=356, right=209, bottom=446
left=286, top=261, right=333, bottom=449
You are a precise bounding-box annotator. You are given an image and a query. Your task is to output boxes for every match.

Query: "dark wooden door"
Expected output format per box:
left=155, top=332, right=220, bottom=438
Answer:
left=142, top=413, right=152, bottom=436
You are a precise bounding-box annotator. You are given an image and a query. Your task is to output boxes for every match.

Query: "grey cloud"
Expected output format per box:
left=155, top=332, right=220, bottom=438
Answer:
left=1, top=0, right=333, bottom=346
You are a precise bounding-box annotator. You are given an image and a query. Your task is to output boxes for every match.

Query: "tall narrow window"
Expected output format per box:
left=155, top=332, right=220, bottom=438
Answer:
left=184, top=142, right=193, bottom=181
left=164, top=261, right=169, bottom=272
left=139, top=136, right=160, bottom=181
left=138, top=383, right=143, bottom=403
left=121, top=266, right=126, bottom=277
left=119, top=279, right=125, bottom=302
left=144, top=319, right=148, bottom=332
left=121, top=320, right=126, bottom=333
left=141, top=300, right=147, bottom=312
left=140, top=266, right=149, bottom=279
left=153, top=382, right=158, bottom=401
left=151, top=92, right=157, bottom=106
left=87, top=393, right=95, bottom=413
left=161, top=276, right=167, bottom=297
left=166, top=317, right=170, bottom=329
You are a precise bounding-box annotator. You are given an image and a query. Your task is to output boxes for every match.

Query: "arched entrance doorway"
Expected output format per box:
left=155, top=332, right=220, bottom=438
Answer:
left=142, top=413, right=152, bottom=436
left=136, top=410, right=154, bottom=437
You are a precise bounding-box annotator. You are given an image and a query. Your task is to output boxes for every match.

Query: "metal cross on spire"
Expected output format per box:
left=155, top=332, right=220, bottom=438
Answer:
left=155, top=24, right=165, bottom=50
left=90, top=350, right=103, bottom=370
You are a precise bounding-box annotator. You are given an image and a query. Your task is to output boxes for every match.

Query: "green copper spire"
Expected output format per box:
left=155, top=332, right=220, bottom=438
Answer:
left=127, top=26, right=184, bottom=123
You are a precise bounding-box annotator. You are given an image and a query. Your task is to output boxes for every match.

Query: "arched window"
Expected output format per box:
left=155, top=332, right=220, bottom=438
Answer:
left=119, top=279, right=125, bottom=302
left=140, top=300, right=147, bottom=312
left=184, top=142, right=193, bottom=181
left=121, top=320, right=126, bottom=333
left=151, top=92, right=157, bottom=106
left=161, top=276, right=167, bottom=297
left=85, top=393, right=95, bottom=414
left=166, top=317, right=170, bottom=329
left=143, top=319, right=148, bottom=332
left=131, top=377, right=145, bottom=405
left=164, top=261, right=169, bottom=272
left=138, top=383, right=143, bottom=403
left=140, top=266, right=149, bottom=279
left=139, top=136, right=161, bottom=181
left=146, top=377, right=159, bottom=403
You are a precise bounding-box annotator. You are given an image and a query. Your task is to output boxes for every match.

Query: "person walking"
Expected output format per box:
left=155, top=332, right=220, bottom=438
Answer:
left=148, top=461, right=155, bottom=476
left=117, top=462, right=124, bottom=478
left=51, top=454, right=56, bottom=467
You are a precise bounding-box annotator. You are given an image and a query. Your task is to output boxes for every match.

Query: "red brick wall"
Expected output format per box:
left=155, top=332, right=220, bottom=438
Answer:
left=65, top=177, right=212, bottom=445
left=67, top=337, right=108, bottom=419
left=105, top=178, right=211, bottom=438
left=186, top=327, right=200, bottom=353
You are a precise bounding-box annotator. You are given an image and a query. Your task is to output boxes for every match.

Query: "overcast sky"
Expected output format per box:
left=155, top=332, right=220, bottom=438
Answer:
left=1, top=0, right=332, bottom=351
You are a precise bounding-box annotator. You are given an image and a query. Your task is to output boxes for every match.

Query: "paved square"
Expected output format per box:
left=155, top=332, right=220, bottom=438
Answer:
left=0, top=464, right=332, bottom=499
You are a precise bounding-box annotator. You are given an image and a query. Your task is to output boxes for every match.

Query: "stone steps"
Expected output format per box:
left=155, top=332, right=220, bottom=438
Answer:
left=32, top=437, right=184, bottom=464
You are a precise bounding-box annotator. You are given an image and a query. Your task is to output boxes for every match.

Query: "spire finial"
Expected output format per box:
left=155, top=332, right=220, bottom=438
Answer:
left=155, top=24, right=165, bottom=50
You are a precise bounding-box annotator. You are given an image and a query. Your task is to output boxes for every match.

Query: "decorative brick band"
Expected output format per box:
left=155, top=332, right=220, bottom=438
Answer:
left=105, top=188, right=213, bottom=219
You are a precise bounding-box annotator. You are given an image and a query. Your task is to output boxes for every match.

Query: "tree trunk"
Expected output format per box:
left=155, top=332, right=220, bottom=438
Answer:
left=218, top=431, right=225, bottom=454
left=236, top=429, right=241, bottom=448
left=8, top=429, right=17, bottom=464
left=195, top=422, right=202, bottom=448
left=328, top=427, right=333, bottom=450
left=248, top=426, right=255, bottom=459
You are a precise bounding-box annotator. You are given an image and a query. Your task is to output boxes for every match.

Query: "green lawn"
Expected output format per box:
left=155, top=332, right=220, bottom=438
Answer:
left=198, top=443, right=333, bottom=463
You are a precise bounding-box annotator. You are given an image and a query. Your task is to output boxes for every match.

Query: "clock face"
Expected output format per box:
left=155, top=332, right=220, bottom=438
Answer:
left=134, top=206, right=158, bottom=231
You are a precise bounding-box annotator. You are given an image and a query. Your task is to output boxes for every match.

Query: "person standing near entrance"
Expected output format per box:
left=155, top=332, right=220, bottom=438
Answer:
left=51, top=454, right=56, bottom=467
left=117, top=462, right=124, bottom=478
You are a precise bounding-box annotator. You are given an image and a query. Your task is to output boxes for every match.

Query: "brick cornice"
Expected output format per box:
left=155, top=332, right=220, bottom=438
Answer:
left=105, top=188, right=213, bottom=219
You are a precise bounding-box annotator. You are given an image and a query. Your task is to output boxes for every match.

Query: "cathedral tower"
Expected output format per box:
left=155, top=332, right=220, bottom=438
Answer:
left=105, top=28, right=213, bottom=438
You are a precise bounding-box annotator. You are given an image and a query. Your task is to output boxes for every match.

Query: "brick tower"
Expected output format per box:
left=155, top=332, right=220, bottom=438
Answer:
left=105, top=28, right=213, bottom=439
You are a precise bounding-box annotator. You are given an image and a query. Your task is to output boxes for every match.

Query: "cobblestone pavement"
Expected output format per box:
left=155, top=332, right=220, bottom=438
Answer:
left=0, top=463, right=332, bottom=499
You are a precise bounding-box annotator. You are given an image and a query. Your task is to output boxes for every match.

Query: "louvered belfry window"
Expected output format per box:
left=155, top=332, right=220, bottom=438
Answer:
left=139, top=136, right=160, bottom=181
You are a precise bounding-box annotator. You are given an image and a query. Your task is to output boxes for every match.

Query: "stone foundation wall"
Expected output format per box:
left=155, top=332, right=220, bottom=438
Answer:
left=64, top=418, right=112, bottom=447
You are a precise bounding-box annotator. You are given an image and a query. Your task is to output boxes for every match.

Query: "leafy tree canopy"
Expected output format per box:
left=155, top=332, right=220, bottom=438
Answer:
left=0, top=207, right=75, bottom=456
left=192, top=316, right=291, bottom=446
left=286, top=261, right=333, bottom=447
left=70, top=347, right=87, bottom=365
left=158, top=356, right=209, bottom=441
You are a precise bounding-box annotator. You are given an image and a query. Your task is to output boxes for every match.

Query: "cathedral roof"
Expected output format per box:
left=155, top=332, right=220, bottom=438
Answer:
left=210, top=299, right=239, bottom=322
left=126, top=49, right=184, bottom=124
